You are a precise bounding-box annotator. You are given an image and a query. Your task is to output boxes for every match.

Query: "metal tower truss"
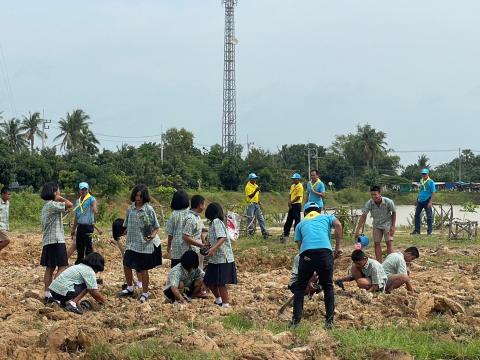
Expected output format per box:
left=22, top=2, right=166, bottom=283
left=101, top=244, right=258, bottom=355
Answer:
left=222, top=0, right=238, bottom=152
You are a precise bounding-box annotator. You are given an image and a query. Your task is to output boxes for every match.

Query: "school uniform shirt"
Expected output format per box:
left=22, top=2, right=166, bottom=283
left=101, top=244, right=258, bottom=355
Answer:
left=0, top=200, right=9, bottom=231
left=294, top=212, right=336, bottom=254
left=123, top=203, right=160, bottom=254
left=165, top=209, right=192, bottom=259
left=349, top=258, right=388, bottom=289
left=382, top=252, right=408, bottom=278
left=49, top=263, right=98, bottom=296
left=306, top=180, right=326, bottom=208
left=164, top=263, right=205, bottom=290
left=182, top=210, right=204, bottom=251
left=288, top=254, right=300, bottom=287
left=289, top=183, right=304, bottom=204
left=74, top=194, right=96, bottom=225
left=207, top=218, right=235, bottom=264
left=41, top=201, right=66, bottom=246
left=418, top=177, right=436, bottom=202
left=361, top=197, right=396, bottom=230
left=245, top=182, right=260, bottom=204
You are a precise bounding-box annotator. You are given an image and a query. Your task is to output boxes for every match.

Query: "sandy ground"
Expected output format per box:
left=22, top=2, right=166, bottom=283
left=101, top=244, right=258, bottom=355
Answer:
left=0, top=233, right=479, bottom=359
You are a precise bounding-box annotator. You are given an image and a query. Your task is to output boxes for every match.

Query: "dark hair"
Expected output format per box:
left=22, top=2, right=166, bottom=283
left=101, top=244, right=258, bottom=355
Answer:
left=1, top=187, right=10, bottom=194
left=180, top=250, right=199, bottom=270
left=191, top=195, right=205, bottom=209
left=170, top=189, right=190, bottom=210
left=405, top=246, right=420, bottom=259
left=112, top=218, right=126, bottom=241
left=370, top=185, right=381, bottom=193
left=130, top=184, right=150, bottom=203
left=351, top=250, right=367, bottom=262
left=205, top=202, right=224, bottom=222
left=310, top=169, right=319, bottom=175
left=81, top=252, right=105, bottom=272
left=304, top=207, right=318, bottom=215
left=40, top=182, right=59, bottom=201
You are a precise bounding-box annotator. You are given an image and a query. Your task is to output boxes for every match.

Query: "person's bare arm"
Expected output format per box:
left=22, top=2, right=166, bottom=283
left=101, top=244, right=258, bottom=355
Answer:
left=333, top=219, right=343, bottom=257
left=368, top=284, right=379, bottom=292
left=248, top=188, right=260, bottom=199
left=167, top=235, right=173, bottom=253
left=89, top=289, right=106, bottom=304
left=208, top=237, right=226, bottom=257
left=390, top=212, right=396, bottom=236
left=182, top=234, right=204, bottom=248
left=92, top=199, right=98, bottom=214
left=405, top=280, right=414, bottom=292
left=170, top=286, right=185, bottom=303
left=429, top=193, right=435, bottom=208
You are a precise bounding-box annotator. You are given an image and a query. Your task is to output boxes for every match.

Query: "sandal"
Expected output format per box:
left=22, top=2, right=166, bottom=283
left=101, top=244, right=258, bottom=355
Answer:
left=138, top=294, right=148, bottom=303
left=65, top=302, right=83, bottom=315
left=117, top=289, right=134, bottom=298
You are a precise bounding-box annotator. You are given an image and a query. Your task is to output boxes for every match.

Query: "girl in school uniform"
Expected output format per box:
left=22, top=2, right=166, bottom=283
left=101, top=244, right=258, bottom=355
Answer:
left=203, top=202, right=237, bottom=308
left=165, top=189, right=191, bottom=268
left=49, top=252, right=106, bottom=314
left=118, top=184, right=162, bottom=303
left=40, top=182, right=73, bottom=304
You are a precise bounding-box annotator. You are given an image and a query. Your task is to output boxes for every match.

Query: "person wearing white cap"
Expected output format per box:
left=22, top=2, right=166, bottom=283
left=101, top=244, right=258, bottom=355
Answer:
left=280, top=173, right=304, bottom=242
left=69, top=182, right=98, bottom=264
left=244, top=173, right=270, bottom=239
left=411, top=168, right=436, bottom=235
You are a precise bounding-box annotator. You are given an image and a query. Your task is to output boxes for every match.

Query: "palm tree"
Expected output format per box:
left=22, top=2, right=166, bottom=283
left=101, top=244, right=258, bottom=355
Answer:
left=20, top=112, right=45, bottom=151
left=357, top=124, right=387, bottom=169
left=54, top=109, right=98, bottom=153
left=0, top=118, right=28, bottom=152
left=417, top=154, right=430, bottom=169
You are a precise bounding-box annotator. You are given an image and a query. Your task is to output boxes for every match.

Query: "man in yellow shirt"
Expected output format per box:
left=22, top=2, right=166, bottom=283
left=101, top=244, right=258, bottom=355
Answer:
left=280, top=173, right=304, bottom=242
left=245, top=173, right=270, bottom=239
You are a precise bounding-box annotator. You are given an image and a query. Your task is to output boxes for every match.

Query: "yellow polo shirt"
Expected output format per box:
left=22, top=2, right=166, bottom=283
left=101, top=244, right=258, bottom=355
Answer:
left=290, top=183, right=304, bottom=204
left=245, top=182, right=260, bottom=203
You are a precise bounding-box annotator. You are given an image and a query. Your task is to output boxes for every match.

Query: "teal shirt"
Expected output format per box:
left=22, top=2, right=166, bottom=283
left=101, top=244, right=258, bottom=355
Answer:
left=306, top=181, right=326, bottom=208
left=418, top=178, right=436, bottom=202
left=294, top=213, right=335, bottom=254
left=74, top=195, right=96, bottom=225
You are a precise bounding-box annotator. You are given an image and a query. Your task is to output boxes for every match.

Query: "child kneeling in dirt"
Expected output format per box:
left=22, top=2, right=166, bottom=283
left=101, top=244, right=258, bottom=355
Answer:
left=49, top=252, right=106, bottom=314
left=382, top=247, right=420, bottom=293
left=335, top=250, right=388, bottom=292
left=288, top=254, right=321, bottom=295
left=164, top=250, right=206, bottom=303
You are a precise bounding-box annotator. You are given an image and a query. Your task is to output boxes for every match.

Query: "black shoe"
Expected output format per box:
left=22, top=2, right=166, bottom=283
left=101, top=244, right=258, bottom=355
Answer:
left=96, top=278, right=104, bottom=285
left=410, top=231, right=420, bottom=235
left=214, top=301, right=223, bottom=306
left=117, top=289, right=134, bottom=298
left=334, top=280, right=345, bottom=291
left=65, top=302, right=83, bottom=315
left=44, top=296, right=59, bottom=305
left=79, top=300, right=93, bottom=311
left=325, top=321, right=334, bottom=330
left=289, top=320, right=300, bottom=329
left=262, top=233, right=271, bottom=240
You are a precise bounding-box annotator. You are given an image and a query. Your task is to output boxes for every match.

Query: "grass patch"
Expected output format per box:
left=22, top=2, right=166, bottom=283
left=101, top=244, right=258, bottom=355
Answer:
left=265, top=321, right=314, bottom=344
left=331, top=325, right=480, bottom=360
left=221, top=313, right=255, bottom=332
left=85, top=343, right=116, bottom=360
left=119, top=339, right=219, bottom=360
left=234, top=235, right=297, bottom=257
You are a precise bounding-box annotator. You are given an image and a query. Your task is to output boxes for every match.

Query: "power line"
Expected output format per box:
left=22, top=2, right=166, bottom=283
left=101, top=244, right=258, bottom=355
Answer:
left=96, top=132, right=163, bottom=139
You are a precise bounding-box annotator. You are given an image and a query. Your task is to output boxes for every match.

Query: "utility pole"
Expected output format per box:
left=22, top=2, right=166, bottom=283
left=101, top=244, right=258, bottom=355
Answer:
left=307, top=147, right=311, bottom=176
left=458, top=148, right=462, bottom=182
left=221, top=0, right=238, bottom=152
left=41, top=109, right=51, bottom=150
left=160, top=127, right=165, bottom=164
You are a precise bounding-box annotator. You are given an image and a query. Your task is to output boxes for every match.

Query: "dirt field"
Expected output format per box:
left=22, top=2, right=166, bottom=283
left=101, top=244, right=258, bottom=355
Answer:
left=0, top=232, right=479, bottom=360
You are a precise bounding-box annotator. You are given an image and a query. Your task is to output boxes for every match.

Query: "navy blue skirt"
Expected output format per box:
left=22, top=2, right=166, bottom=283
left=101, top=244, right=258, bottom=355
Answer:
left=204, top=262, right=238, bottom=286
left=40, top=243, right=68, bottom=268
left=123, top=244, right=162, bottom=271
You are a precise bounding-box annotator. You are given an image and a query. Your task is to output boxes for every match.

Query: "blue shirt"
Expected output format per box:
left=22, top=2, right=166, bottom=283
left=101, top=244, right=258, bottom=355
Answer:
left=294, top=212, right=336, bottom=254
left=306, top=181, right=326, bottom=208
left=74, top=195, right=96, bottom=225
left=418, top=178, right=436, bottom=203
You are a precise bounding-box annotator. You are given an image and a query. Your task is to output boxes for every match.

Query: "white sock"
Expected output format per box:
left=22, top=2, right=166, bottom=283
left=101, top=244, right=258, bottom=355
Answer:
left=142, top=292, right=149, bottom=299
left=44, top=291, right=52, bottom=298
left=127, top=286, right=134, bottom=292
left=136, top=281, right=143, bottom=288
left=222, top=303, right=230, bottom=308
left=215, top=297, right=222, bottom=304
left=68, top=300, right=77, bottom=308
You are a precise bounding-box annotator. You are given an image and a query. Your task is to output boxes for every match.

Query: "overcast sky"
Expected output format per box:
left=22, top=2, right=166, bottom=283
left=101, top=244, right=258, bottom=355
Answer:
left=1, top=0, right=480, bottom=166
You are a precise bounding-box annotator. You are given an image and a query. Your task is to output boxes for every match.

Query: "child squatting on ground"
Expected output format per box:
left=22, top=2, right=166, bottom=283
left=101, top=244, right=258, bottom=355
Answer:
left=164, top=250, right=206, bottom=303
left=49, top=252, right=106, bottom=314
left=118, top=184, right=162, bottom=303
left=40, top=182, right=74, bottom=304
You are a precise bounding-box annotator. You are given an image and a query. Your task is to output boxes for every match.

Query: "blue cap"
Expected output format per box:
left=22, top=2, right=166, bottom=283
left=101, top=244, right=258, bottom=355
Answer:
left=421, top=168, right=429, bottom=174
left=291, top=173, right=302, bottom=179
left=357, top=235, right=369, bottom=247
left=303, top=202, right=319, bottom=212
left=248, top=173, right=258, bottom=180
left=79, top=182, right=89, bottom=190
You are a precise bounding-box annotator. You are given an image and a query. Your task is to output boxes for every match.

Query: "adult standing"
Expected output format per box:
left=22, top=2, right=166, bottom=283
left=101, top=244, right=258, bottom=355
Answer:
left=280, top=173, right=304, bottom=242
left=0, top=187, right=11, bottom=254
left=291, top=202, right=343, bottom=329
left=411, top=169, right=436, bottom=235
left=244, top=173, right=270, bottom=239
left=305, top=169, right=326, bottom=211
left=354, top=185, right=396, bottom=262
left=70, top=182, right=98, bottom=264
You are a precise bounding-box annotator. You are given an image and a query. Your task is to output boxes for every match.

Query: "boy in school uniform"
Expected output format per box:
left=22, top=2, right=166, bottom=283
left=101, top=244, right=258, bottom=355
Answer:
left=0, top=187, right=11, bottom=254
left=182, top=195, right=208, bottom=264
left=164, top=250, right=205, bottom=303
left=335, top=250, right=388, bottom=292
left=382, top=247, right=420, bottom=293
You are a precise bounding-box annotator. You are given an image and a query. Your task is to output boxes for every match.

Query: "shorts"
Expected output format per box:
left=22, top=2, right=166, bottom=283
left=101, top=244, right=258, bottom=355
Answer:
left=373, top=228, right=392, bottom=243
left=0, top=230, right=9, bottom=242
